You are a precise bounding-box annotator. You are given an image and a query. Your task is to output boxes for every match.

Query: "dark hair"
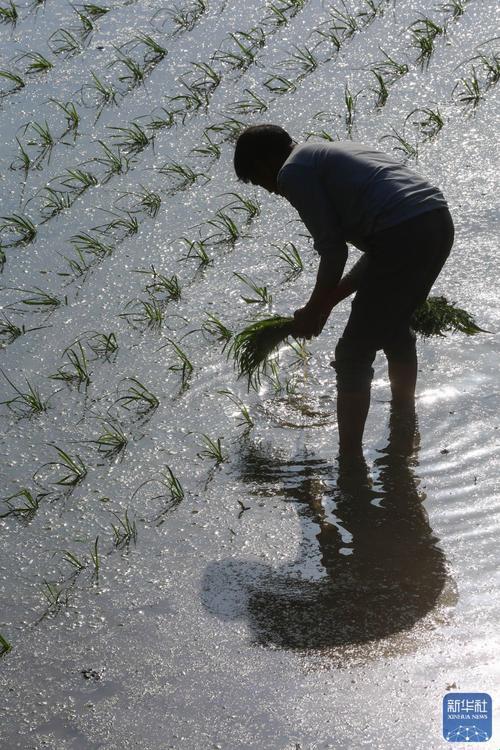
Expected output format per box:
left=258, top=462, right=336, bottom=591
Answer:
left=233, top=124, right=293, bottom=183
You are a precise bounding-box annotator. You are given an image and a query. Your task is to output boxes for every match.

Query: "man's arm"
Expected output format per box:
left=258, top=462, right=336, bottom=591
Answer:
left=293, top=251, right=370, bottom=337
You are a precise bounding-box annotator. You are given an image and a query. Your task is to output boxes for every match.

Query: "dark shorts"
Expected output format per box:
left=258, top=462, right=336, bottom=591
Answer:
left=333, top=206, right=455, bottom=391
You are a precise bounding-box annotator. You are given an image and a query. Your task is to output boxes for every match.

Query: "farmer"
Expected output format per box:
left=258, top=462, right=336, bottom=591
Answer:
left=233, top=124, right=455, bottom=456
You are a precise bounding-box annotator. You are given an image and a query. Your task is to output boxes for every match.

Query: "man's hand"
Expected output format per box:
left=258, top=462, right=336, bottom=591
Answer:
left=293, top=304, right=330, bottom=339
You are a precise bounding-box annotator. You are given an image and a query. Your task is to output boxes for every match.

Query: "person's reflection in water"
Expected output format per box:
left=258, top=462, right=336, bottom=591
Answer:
left=201, top=406, right=452, bottom=652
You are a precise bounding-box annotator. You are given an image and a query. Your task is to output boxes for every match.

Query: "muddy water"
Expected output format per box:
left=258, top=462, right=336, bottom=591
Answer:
left=1, top=0, right=499, bottom=747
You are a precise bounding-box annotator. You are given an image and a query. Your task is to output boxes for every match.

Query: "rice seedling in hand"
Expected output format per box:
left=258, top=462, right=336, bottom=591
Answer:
left=50, top=445, right=88, bottom=486
left=0, top=214, right=37, bottom=246
left=116, top=377, right=159, bottom=413
left=201, top=312, right=232, bottom=347
left=197, top=434, right=227, bottom=464
left=92, top=419, right=128, bottom=457
left=0, top=69, right=25, bottom=92
left=230, top=315, right=296, bottom=389
left=110, top=509, right=137, bottom=547
left=21, top=52, right=54, bottom=74
left=0, top=371, right=48, bottom=416
left=411, top=296, right=487, bottom=336
left=218, top=388, right=254, bottom=430
left=234, top=272, right=272, bottom=305
left=0, top=1, right=18, bottom=24
left=51, top=341, right=91, bottom=387
left=0, top=634, right=12, bottom=657
left=273, top=241, right=304, bottom=279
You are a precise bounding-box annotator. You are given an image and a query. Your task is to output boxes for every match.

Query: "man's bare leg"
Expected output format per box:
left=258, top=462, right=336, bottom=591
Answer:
left=387, top=357, right=417, bottom=407
left=337, top=388, right=371, bottom=458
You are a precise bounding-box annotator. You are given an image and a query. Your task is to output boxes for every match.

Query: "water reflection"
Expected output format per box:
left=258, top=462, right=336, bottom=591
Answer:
left=202, top=407, right=454, bottom=653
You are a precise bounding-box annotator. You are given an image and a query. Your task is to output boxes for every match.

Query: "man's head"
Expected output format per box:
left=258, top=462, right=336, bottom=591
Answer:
left=233, top=124, right=295, bottom=194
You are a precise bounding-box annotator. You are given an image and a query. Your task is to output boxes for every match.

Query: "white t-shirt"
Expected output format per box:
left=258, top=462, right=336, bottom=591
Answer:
left=277, top=141, right=448, bottom=256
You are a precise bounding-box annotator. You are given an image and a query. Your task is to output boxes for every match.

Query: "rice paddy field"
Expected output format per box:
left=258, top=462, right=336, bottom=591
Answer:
left=0, top=0, right=499, bottom=747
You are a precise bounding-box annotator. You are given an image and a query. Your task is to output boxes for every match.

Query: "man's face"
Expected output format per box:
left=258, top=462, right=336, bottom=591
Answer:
left=250, top=161, right=280, bottom=194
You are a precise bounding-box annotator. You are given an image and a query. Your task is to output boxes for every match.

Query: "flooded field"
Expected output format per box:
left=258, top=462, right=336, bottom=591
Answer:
left=1, top=0, right=499, bottom=747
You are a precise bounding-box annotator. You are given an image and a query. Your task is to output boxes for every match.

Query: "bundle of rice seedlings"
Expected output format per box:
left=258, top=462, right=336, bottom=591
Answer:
left=231, top=296, right=485, bottom=389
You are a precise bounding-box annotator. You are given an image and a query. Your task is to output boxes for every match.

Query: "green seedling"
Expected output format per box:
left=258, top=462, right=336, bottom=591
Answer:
left=71, top=231, right=113, bottom=259
left=111, top=509, right=137, bottom=547
left=452, top=68, right=483, bottom=107
left=165, top=339, right=193, bottom=385
left=87, top=331, right=118, bottom=357
left=94, top=210, right=139, bottom=236
left=273, top=241, right=303, bottom=278
left=138, top=266, right=181, bottom=301
left=0, top=1, right=18, bottom=23
left=49, top=28, right=82, bottom=56
left=229, top=88, right=269, bottom=114
left=204, top=117, right=245, bottom=143
left=1, top=371, right=47, bottom=416
left=109, top=48, right=146, bottom=85
left=159, top=162, right=207, bottom=189
left=82, top=71, right=117, bottom=109
left=220, top=192, right=260, bottom=220
left=280, top=45, right=319, bottom=76
left=17, top=287, right=63, bottom=309
left=197, top=434, right=227, bottom=464
left=188, top=61, right=221, bottom=93
left=116, top=377, right=159, bottom=412
left=145, top=107, right=175, bottom=131
left=61, top=168, right=98, bottom=191
left=39, top=187, right=73, bottom=218
left=50, top=99, right=80, bottom=132
left=264, top=0, right=304, bottom=26
left=317, top=1, right=360, bottom=43
left=202, top=312, right=232, bottom=347
left=0, top=634, right=12, bottom=656
left=0, top=214, right=37, bottom=245
left=169, top=81, right=210, bottom=114
left=0, top=488, right=44, bottom=519
left=76, top=10, right=94, bottom=34
left=370, top=70, right=389, bottom=107
left=62, top=549, right=86, bottom=571
left=0, top=316, right=26, bottom=343
left=22, top=52, right=54, bottom=74
left=190, top=135, right=222, bottom=160
left=0, top=69, right=24, bottom=91
left=380, top=127, right=418, bottom=160
left=81, top=3, right=109, bottom=17
left=179, top=236, right=211, bottom=266
left=357, top=0, right=386, bottom=24
left=10, top=138, right=35, bottom=171
left=134, top=33, right=167, bottom=62
left=472, top=49, right=500, bottom=86
left=218, top=388, right=254, bottom=430
left=164, top=0, right=206, bottom=33
left=92, top=419, right=128, bottom=457
left=206, top=211, right=241, bottom=244
left=214, top=28, right=265, bottom=71
left=137, top=186, right=161, bottom=217
left=109, top=122, right=151, bottom=153
left=120, top=298, right=164, bottom=329
left=51, top=445, right=88, bottom=486
left=94, top=140, right=128, bottom=177
left=409, top=17, right=444, bottom=67
left=263, top=74, right=297, bottom=95
left=344, top=83, right=359, bottom=135
left=371, top=48, right=408, bottom=83
left=51, top=341, right=91, bottom=386
left=160, top=466, right=184, bottom=507
left=440, top=0, right=466, bottom=17
left=405, top=107, right=444, bottom=140
left=42, top=581, right=68, bottom=614
left=234, top=272, right=272, bottom=305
